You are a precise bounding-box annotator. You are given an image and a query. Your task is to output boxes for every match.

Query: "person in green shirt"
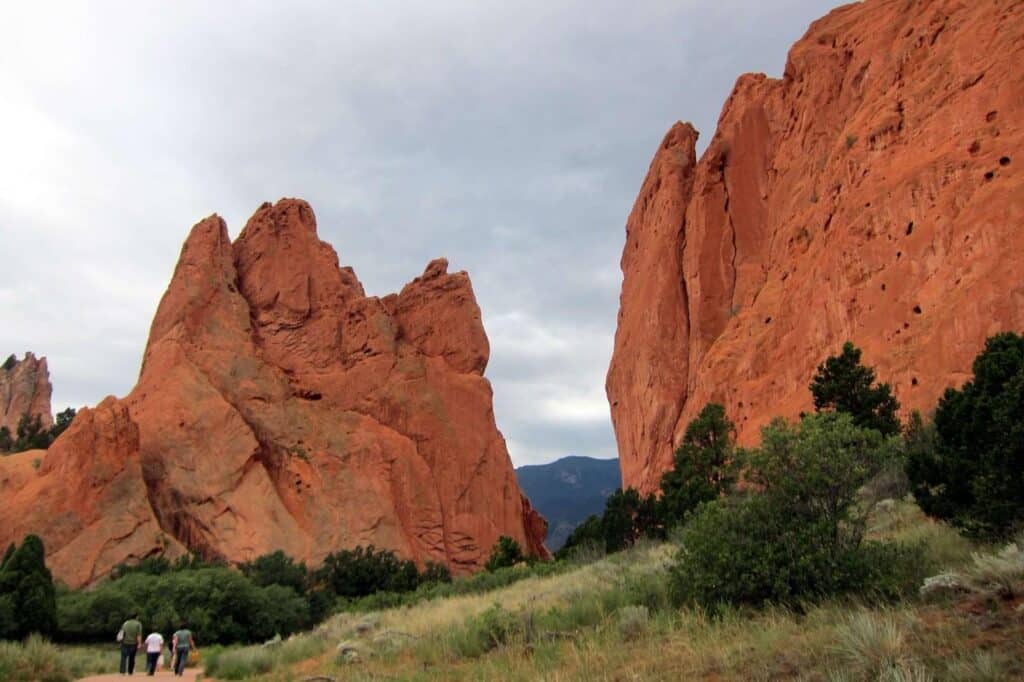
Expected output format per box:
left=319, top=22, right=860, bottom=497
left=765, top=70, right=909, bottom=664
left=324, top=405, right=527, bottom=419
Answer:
left=172, top=623, right=196, bottom=676
left=119, top=612, right=143, bottom=675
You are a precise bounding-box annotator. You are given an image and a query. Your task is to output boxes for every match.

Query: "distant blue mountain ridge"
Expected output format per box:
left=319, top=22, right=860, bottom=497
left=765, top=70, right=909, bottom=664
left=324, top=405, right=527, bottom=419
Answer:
left=515, top=455, right=621, bottom=551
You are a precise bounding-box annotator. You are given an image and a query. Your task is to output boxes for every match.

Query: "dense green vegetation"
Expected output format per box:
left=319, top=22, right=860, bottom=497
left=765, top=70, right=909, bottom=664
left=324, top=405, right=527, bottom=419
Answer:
left=671, top=413, right=925, bottom=610
left=54, top=544, right=458, bottom=645
left=907, top=331, right=1024, bottom=539
left=0, top=536, right=58, bottom=640
left=0, top=408, right=76, bottom=454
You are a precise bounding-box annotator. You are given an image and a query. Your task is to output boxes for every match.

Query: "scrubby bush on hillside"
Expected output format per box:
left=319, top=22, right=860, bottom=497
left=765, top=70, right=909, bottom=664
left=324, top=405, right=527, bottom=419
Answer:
left=0, top=535, right=57, bottom=639
left=658, top=403, right=737, bottom=527
left=671, top=413, right=925, bottom=610
left=907, top=332, right=1024, bottom=540
left=485, top=536, right=525, bottom=571
left=810, top=341, right=901, bottom=436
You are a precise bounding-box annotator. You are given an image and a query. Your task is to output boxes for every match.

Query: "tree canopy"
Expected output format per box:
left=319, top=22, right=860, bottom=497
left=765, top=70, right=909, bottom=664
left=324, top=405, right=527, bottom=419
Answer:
left=810, top=341, right=900, bottom=436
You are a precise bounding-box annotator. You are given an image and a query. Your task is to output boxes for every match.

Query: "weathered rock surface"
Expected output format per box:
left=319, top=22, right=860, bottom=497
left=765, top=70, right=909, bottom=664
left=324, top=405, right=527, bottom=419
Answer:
left=0, top=397, right=183, bottom=586
left=0, top=199, right=547, bottom=586
left=608, top=0, right=1024, bottom=494
left=0, top=352, right=53, bottom=432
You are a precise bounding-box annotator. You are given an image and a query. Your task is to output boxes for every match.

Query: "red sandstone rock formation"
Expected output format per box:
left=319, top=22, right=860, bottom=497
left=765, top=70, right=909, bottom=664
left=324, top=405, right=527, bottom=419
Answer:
left=1, top=352, right=53, bottom=432
left=608, top=0, right=1024, bottom=495
left=0, top=199, right=547, bottom=586
left=0, top=398, right=184, bottom=587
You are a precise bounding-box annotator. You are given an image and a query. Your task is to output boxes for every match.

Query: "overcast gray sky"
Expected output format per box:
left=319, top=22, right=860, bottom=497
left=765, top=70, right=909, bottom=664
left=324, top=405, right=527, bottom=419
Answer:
left=0, top=0, right=841, bottom=466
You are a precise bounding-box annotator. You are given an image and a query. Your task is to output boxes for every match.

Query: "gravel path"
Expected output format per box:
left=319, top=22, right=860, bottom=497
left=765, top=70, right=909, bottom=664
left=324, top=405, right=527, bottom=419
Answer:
left=76, top=668, right=201, bottom=681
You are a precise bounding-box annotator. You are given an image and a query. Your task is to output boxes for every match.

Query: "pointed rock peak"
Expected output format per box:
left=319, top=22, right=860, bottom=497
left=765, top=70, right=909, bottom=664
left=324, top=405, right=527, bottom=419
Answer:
left=663, top=121, right=699, bottom=150
left=422, top=258, right=450, bottom=280
left=180, top=214, right=231, bottom=259
left=238, top=198, right=319, bottom=244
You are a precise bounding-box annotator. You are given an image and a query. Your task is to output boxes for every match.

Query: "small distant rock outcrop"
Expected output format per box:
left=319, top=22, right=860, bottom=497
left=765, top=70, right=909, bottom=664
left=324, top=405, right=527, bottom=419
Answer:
left=0, top=198, right=549, bottom=586
left=516, top=456, right=621, bottom=550
left=0, top=352, right=53, bottom=432
left=608, top=0, right=1024, bottom=494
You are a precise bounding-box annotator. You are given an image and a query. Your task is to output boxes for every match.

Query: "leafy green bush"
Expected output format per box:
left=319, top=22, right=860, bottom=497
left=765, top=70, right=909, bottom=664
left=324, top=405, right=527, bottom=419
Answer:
left=485, top=536, right=525, bottom=571
left=671, top=413, right=922, bottom=610
left=315, top=545, right=420, bottom=598
left=239, top=550, right=308, bottom=592
left=446, top=603, right=522, bottom=658
left=907, top=332, right=1024, bottom=540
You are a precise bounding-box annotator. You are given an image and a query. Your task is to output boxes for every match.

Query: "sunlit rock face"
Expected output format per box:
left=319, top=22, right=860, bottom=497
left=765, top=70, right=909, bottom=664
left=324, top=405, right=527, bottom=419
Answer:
left=0, top=198, right=548, bottom=587
left=608, top=0, right=1024, bottom=495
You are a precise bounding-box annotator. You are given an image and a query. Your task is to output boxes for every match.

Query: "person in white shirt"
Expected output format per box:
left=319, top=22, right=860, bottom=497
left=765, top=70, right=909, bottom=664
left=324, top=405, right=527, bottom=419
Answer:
left=143, top=631, right=165, bottom=676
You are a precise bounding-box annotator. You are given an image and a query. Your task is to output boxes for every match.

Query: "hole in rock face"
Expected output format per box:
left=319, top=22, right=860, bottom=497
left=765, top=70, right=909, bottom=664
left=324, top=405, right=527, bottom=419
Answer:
left=906, top=222, right=914, bottom=235
left=913, top=305, right=923, bottom=314
left=1000, top=156, right=1011, bottom=166
left=904, top=322, right=910, bottom=329
left=984, top=171, right=995, bottom=181
left=986, top=111, right=998, bottom=122
left=969, top=140, right=981, bottom=154
left=897, top=251, right=902, bottom=259
left=881, top=283, right=887, bottom=291
left=912, top=377, right=919, bottom=386
left=765, top=317, right=772, bottom=324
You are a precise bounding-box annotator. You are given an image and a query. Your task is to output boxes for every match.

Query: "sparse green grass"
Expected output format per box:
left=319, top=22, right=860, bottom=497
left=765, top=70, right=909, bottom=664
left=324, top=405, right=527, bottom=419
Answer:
left=202, top=499, right=1024, bottom=681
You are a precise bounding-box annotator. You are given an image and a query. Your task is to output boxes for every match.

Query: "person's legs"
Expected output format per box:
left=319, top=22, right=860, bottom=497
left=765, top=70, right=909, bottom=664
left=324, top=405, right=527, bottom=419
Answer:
left=175, top=648, right=189, bottom=675
left=119, top=644, right=128, bottom=674
left=127, top=645, right=138, bottom=674
left=146, top=652, right=158, bottom=675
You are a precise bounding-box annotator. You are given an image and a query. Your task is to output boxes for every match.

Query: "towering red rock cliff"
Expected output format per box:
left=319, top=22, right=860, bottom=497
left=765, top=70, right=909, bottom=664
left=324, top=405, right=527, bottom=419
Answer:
left=0, top=199, right=547, bottom=586
left=1, top=352, right=53, bottom=432
left=608, top=0, right=1024, bottom=495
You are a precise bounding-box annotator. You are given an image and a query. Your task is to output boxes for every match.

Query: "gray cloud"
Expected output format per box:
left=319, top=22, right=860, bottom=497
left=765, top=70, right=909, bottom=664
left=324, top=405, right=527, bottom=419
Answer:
left=0, top=0, right=841, bottom=465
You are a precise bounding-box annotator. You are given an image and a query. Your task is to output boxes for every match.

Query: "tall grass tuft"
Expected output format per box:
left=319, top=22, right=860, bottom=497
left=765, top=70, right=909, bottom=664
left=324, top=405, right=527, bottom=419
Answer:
left=833, top=610, right=915, bottom=679
left=0, top=635, right=73, bottom=682
left=946, top=651, right=1014, bottom=682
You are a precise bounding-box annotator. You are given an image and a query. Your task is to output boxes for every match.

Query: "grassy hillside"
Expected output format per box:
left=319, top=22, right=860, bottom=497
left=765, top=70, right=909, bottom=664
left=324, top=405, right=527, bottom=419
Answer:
left=195, top=498, right=1023, bottom=681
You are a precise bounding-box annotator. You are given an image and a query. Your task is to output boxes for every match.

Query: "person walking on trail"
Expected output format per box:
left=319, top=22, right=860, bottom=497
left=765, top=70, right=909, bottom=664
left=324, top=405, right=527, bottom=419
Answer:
left=172, top=623, right=196, bottom=676
left=143, top=630, right=164, bottom=676
left=118, top=612, right=143, bottom=675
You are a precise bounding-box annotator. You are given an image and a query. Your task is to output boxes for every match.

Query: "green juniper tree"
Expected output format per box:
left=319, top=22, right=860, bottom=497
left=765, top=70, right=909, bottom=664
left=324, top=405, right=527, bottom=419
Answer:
left=0, top=535, right=58, bottom=639
left=810, top=341, right=901, bottom=436
left=907, top=332, right=1024, bottom=539
left=658, top=403, right=737, bottom=527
